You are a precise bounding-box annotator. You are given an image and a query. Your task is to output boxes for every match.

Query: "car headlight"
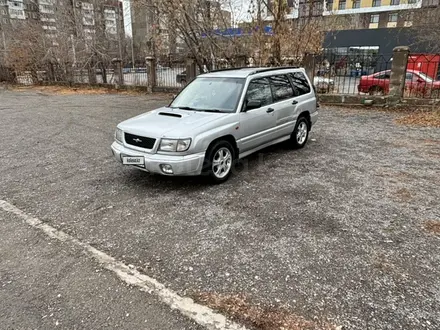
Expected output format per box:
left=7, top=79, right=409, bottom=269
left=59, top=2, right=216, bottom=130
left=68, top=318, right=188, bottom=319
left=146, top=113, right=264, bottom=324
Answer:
left=115, top=128, right=123, bottom=143
left=159, top=138, right=191, bottom=152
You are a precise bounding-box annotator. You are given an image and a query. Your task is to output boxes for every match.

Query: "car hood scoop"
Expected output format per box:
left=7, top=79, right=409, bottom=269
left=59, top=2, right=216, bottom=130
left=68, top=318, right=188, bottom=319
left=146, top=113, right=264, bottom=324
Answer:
left=158, top=112, right=182, bottom=118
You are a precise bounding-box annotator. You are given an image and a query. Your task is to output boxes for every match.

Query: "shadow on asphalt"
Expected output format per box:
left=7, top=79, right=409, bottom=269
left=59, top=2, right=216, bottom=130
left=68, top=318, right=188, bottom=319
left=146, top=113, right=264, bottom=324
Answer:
left=115, top=141, right=300, bottom=190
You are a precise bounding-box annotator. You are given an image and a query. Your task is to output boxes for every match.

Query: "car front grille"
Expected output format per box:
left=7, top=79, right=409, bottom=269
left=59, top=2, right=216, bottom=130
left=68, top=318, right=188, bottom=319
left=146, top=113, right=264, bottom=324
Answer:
left=124, top=132, right=156, bottom=149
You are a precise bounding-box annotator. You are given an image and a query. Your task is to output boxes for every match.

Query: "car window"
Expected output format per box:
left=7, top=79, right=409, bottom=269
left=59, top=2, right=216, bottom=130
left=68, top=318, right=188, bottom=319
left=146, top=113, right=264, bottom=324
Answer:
left=374, top=71, right=391, bottom=79
left=405, top=72, right=414, bottom=81
left=245, top=78, right=273, bottom=107
left=171, top=77, right=245, bottom=113
left=269, top=75, right=294, bottom=102
left=288, top=72, right=311, bottom=96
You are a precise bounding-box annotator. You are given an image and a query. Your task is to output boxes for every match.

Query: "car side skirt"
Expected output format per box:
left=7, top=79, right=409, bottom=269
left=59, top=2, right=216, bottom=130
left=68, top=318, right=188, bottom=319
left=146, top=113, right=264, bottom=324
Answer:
left=238, top=135, right=291, bottom=159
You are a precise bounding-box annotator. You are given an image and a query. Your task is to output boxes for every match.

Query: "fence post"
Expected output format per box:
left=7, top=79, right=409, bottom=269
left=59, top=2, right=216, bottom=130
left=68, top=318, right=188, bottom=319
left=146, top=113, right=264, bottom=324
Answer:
left=303, top=53, right=315, bottom=83
left=388, top=46, right=409, bottom=104
left=111, top=58, right=123, bottom=86
left=146, top=56, right=156, bottom=92
left=186, top=57, right=197, bottom=82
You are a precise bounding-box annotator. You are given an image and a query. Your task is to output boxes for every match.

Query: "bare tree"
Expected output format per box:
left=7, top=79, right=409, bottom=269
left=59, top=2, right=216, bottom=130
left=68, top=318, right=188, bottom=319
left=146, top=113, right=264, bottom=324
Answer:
left=411, top=7, right=440, bottom=53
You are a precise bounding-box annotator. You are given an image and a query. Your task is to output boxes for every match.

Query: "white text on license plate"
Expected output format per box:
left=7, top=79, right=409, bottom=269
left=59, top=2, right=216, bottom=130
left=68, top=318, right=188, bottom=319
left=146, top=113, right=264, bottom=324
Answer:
left=122, top=156, right=145, bottom=165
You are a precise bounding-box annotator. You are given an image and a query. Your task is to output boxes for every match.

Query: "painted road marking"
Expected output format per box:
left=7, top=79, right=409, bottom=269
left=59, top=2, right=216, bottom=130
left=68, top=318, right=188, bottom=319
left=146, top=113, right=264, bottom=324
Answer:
left=0, top=200, right=247, bottom=330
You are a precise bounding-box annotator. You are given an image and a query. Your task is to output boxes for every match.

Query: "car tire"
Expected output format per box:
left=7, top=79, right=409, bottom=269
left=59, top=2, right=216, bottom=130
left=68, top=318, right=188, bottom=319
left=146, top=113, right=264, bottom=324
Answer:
left=203, top=140, right=235, bottom=183
left=369, top=86, right=384, bottom=95
left=290, top=116, right=310, bottom=149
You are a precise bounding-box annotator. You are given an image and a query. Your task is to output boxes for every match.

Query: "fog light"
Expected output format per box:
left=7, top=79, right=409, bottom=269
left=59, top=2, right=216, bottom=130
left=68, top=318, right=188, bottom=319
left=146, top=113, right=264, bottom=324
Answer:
left=160, top=164, right=173, bottom=174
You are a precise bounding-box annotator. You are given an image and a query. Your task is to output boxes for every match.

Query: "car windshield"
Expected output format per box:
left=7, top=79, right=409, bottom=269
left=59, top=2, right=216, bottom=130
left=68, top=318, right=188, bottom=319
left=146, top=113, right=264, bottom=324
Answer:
left=417, top=72, right=434, bottom=83
left=170, top=77, right=245, bottom=113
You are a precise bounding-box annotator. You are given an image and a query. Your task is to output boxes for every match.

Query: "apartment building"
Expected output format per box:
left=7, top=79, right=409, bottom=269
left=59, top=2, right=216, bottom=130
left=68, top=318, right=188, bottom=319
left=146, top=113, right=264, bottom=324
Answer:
left=0, top=0, right=123, bottom=41
left=267, top=0, right=439, bottom=29
left=322, top=0, right=439, bottom=29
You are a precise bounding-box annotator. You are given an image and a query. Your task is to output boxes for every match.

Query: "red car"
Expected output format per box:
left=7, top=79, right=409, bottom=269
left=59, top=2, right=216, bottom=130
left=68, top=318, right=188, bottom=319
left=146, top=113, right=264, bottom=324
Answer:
left=358, top=69, right=440, bottom=97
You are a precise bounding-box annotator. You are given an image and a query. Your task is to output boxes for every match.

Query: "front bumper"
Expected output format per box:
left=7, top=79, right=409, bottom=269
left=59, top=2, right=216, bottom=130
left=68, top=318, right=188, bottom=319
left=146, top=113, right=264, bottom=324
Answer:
left=111, top=142, right=205, bottom=176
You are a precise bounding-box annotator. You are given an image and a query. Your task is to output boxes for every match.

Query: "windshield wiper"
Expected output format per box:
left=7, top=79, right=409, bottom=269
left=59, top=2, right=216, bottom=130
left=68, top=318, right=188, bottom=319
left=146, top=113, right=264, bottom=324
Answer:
left=201, top=109, right=227, bottom=113
left=172, top=106, right=198, bottom=111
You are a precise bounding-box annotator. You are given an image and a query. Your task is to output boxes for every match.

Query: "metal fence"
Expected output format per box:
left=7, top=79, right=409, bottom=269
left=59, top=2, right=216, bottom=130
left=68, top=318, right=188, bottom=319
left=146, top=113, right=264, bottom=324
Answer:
left=404, top=54, right=440, bottom=99
left=156, top=64, right=187, bottom=88
left=6, top=52, right=440, bottom=100
left=313, top=52, right=392, bottom=95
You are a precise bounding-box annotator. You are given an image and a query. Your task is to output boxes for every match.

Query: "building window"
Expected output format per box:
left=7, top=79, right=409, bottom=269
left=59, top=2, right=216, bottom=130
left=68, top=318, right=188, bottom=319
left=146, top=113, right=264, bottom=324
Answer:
left=338, top=0, right=346, bottom=9
left=352, top=0, right=361, bottom=8
left=388, top=13, right=398, bottom=22
left=372, top=0, right=381, bottom=6
left=327, top=0, right=334, bottom=10
left=391, top=0, right=400, bottom=4
left=370, top=14, right=379, bottom=23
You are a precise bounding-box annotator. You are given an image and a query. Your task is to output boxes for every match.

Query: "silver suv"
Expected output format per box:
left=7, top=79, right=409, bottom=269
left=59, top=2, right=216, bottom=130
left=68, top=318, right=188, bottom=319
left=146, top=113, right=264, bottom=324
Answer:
left=111, top=67, right=318, bottom=183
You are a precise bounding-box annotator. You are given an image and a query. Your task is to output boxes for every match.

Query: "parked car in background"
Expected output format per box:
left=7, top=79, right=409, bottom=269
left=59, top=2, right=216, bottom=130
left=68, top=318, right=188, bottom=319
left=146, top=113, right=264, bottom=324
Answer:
left=157, top=65, right=171, bottom=71
left=112, top=67, right=318, bottom=183
left=313, top=76, right=334, bottom=93
left=176, top=70, right=187, bottom=85
left=358, top=69, right=440, bottom=96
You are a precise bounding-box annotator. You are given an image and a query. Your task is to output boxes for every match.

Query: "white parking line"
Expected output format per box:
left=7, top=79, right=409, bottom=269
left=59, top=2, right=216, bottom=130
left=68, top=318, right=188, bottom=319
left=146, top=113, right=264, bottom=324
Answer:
left=0, top=200, right=247, bottom=330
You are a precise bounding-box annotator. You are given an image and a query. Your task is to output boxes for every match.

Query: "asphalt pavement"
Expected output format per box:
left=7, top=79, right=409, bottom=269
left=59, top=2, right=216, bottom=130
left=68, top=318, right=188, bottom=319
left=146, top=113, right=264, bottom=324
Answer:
left=0, top=88, right=439, bottom=329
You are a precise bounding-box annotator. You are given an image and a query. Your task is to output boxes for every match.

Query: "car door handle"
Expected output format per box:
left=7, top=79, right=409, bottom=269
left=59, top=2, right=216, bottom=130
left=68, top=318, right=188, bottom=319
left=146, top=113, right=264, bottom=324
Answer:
left=292, top=100, right=298, bottom=105
left=266, top=108, right=274, bottom=113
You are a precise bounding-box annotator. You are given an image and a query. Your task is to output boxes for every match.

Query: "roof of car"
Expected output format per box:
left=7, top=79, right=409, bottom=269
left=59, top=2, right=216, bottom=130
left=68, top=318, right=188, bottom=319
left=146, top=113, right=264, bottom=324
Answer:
left=200, top=67, right=304, bottom=78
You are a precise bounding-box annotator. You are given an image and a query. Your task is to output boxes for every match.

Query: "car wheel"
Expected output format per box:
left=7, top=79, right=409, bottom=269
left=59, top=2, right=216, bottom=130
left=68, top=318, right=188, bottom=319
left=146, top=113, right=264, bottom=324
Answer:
left=203, top=140, right=235, bottom=183
left=290, top=116, right=310, bottom=149
left=369, top=86, right=384, bottom=96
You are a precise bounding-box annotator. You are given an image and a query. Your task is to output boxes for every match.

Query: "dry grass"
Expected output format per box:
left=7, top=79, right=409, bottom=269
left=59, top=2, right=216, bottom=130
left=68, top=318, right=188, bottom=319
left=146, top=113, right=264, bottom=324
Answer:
left=423, top=220, right=440, bottom=235
left=12, top=85, right=122, bottom=95
left=193, top=292, right=339, bottom=330
left=393, top=187, right=413, bottom=202
left=395, top=110, right=440, bottom=128
left=11, top=85, right=174, bottom=98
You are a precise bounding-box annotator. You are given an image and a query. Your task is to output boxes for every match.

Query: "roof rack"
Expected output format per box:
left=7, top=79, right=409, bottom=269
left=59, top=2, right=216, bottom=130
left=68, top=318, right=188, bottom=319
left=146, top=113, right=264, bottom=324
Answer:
left=249, top=66, right=300, bottom=75
left=202, top=67, right=250, bottom=74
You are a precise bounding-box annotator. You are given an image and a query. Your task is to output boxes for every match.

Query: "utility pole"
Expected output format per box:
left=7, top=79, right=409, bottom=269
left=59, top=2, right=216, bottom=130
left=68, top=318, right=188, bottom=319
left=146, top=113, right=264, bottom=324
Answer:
left=71, top=34, right=76, bottom=65
left=1, top=31, right=6, bottom=51
left=0, top=30, right=6, bottom=65
left=116, top=4, right=124, bottom=84
left=117, top=6, right=123, bottom=61
left=131, top=35, right=135, bottom=68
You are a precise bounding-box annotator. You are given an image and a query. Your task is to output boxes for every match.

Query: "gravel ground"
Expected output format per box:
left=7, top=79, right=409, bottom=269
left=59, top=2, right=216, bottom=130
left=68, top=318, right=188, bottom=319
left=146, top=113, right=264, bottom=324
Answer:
left=0, top=89, right=439, bottom=329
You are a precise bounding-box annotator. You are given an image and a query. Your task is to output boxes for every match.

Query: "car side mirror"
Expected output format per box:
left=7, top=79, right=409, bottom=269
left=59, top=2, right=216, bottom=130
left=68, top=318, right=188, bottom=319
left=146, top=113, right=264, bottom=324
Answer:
left=245, top=100, right=262, bottom=111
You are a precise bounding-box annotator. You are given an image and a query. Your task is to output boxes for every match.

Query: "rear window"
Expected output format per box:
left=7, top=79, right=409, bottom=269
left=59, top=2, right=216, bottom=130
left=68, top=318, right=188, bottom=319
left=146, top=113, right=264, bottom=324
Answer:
left=288, top=72, right=311, bottom=96
left=374, top=72, right=391, bottom=79
left=268, top=75, right=294, bottom=102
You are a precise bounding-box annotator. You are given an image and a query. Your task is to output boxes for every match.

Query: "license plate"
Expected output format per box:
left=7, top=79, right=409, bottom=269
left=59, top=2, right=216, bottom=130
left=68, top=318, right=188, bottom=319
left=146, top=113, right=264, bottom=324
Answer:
left=122, top=156, right=145, bottom=166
